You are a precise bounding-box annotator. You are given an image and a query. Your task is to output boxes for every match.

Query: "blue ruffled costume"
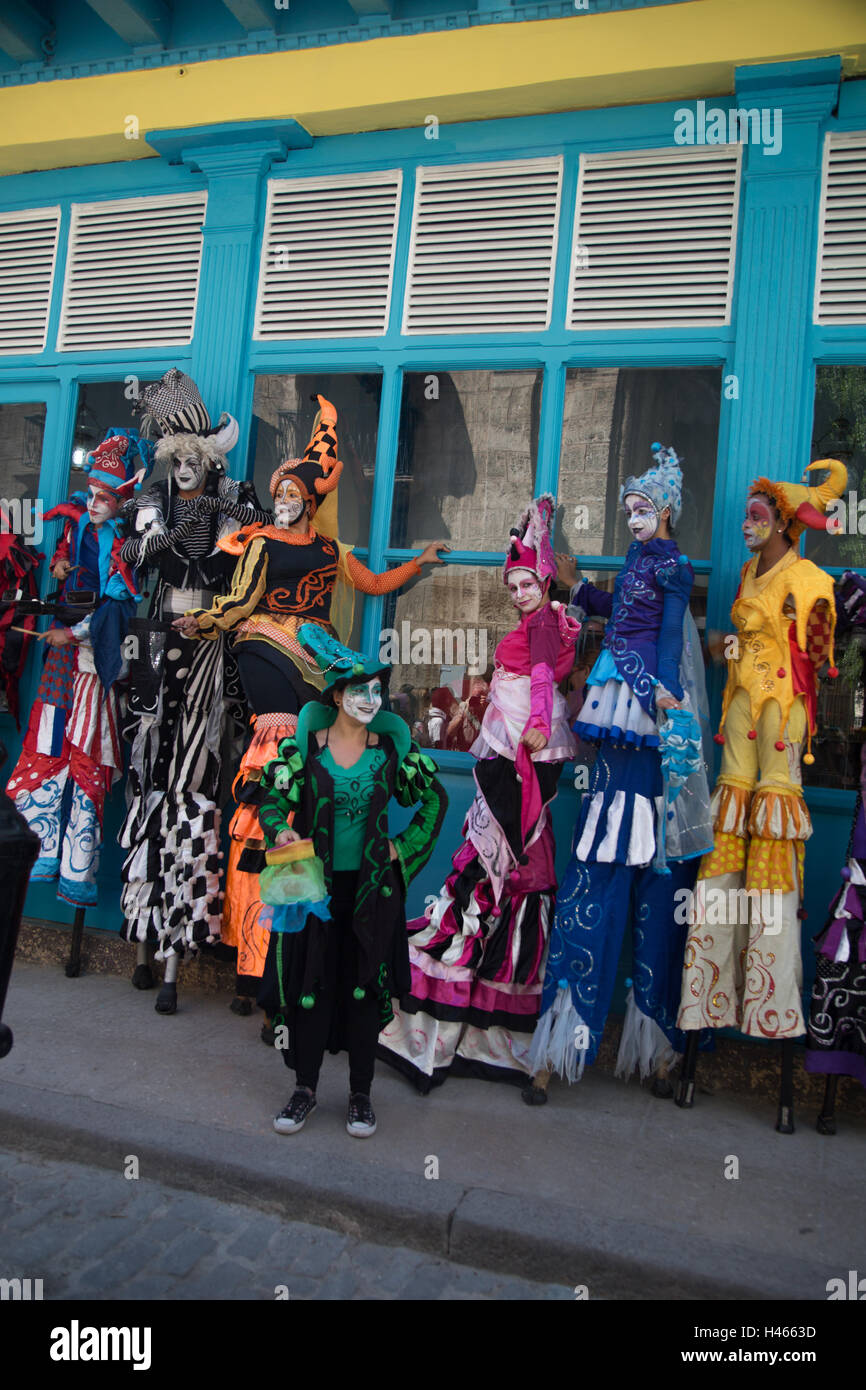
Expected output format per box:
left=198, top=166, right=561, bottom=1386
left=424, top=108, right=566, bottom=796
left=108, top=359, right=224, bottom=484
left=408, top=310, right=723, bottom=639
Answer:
left=530, top=538, right=713, bottom=1083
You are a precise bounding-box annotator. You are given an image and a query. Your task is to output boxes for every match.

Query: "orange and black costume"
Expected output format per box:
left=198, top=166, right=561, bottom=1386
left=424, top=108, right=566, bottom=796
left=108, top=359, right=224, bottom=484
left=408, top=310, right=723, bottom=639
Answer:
left=185, top=397, right=423, bottom=991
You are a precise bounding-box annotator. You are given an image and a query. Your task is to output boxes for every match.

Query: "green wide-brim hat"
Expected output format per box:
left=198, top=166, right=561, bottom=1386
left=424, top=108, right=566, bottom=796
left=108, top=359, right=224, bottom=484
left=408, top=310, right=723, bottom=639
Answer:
left=297, top=623, right=390, bottom=693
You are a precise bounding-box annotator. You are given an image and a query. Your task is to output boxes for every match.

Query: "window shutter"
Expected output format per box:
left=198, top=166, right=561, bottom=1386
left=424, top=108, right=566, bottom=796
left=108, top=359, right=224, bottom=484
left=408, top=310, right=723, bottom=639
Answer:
left=254, top=171, right=402, bottom=339
left=403, top=158, right=562, bottom=334
left=0, top=206, right=60, bottom=355
left=568, top=147, right=741, bottom=329
left=57, top=192, right=207, bottom=351
left=815, top=132, right=866, bottom=326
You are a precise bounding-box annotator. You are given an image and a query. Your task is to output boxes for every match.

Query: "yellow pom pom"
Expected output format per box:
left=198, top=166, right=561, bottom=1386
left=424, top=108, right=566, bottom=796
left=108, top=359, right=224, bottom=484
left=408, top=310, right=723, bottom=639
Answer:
left=803, top=753, right=815, bottom=766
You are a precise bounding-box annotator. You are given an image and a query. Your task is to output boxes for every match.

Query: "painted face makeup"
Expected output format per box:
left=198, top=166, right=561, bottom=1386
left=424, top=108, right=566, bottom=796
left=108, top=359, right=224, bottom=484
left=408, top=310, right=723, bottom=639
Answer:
left=623, top=493, right=660, bottom=542
left=86, top=487, right=118, bottom=527
left=274, top=480, right=305, bottom=528
left=341, top=679, right=383, bottom=724
left=507, top=569, right=545, bottom=614
left=743, top=498, right=774, bottom=550
left=172, top=453, right=207, bottom=493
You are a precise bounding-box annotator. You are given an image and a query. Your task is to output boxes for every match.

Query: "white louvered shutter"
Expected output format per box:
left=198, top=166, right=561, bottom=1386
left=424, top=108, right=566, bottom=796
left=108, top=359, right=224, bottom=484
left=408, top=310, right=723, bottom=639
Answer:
left=57, top=192, right=207, bottom=351
left=255, top=171, right=402, bottom=338
left=403, top=158, right=562, bottom=334
left=568, top=147, right=741, bottom=329
left=814, top=132, right=866, bottom=325
left=0, top=206, right=60, bottom=354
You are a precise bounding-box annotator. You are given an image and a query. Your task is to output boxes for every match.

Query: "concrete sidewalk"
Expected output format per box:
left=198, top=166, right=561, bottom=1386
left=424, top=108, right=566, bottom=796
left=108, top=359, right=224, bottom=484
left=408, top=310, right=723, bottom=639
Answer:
left=1, top=958, right=863, bottom=1300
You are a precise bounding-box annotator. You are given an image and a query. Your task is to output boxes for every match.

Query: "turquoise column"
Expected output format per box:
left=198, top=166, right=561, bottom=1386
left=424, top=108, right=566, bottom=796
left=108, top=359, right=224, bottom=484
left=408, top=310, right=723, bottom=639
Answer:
left=147, top=121, right=312, bottom=478
left=708, top=58, right=840, bottom=633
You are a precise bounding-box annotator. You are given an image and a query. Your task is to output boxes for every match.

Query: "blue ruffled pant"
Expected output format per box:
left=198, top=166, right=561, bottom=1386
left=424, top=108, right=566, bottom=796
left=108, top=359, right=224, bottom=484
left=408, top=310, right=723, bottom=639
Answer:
left=543, top=742, right=700, bottom=1064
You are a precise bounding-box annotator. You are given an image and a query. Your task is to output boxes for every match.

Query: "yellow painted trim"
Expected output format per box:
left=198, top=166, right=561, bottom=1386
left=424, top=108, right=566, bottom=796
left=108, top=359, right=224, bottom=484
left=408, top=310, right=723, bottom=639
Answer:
left=1, top=0, right=864, bottom=177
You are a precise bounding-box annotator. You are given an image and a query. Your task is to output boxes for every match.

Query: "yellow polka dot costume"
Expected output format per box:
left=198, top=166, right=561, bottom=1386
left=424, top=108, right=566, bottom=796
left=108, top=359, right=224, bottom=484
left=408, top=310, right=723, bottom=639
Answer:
left=678, top=461, right=846, bottom=1039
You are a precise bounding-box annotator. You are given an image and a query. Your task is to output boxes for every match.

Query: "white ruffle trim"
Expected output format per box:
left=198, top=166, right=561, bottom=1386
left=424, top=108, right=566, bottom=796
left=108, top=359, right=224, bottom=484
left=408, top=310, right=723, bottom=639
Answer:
left=577, top=676, right=657, bottom=740
left=614, top=988, right=676, bottom=1081
left=528, top=986, right=588, bottom=1084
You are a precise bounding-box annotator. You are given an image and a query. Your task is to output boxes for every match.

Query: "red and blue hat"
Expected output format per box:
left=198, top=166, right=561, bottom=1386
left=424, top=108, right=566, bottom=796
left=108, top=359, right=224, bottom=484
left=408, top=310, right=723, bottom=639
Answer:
left=84, top=428, right=154, bottom=500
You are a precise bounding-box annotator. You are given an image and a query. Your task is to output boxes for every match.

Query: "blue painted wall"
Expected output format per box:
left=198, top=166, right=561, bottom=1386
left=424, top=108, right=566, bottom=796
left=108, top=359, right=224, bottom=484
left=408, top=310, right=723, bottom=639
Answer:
left=0, top=64, right=863, bottom=1022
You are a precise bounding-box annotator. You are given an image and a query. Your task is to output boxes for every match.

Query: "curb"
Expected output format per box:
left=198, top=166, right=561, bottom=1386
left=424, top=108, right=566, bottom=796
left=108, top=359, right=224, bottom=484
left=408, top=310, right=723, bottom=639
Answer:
left=0, top=1082, right=841, bottom=1299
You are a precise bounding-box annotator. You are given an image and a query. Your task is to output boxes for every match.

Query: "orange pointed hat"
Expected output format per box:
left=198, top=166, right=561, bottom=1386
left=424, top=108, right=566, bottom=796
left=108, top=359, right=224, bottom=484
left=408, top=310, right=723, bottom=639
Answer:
left=269, top=395, right=342, bottom=509
left=749, top=459, right=847, bottom=541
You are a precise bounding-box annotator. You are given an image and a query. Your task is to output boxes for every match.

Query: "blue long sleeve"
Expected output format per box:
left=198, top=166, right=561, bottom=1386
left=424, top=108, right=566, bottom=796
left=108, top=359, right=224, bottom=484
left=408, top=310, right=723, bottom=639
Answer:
left=655, top=560, right=693, bottom=701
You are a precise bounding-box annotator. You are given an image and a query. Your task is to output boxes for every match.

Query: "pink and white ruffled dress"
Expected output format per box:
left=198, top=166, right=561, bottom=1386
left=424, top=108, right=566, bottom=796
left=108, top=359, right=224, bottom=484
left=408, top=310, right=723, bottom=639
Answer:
left=378, top=601, right=580, bottom=1091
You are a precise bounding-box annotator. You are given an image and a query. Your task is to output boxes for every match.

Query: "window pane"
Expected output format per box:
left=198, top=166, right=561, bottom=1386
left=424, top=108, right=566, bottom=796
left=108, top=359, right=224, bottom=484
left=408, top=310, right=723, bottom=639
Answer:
left=390, top=369, right=542, bottom=551
left=804, top=626, right=864, bottom=790
left=251, top=373, right=380, bottom=546
left=555, top=367, right=721, bottom=560
left=0, top=401, right=46, bottom=504
left=807, top=364, right=866, bottom=571
left=70, top=381, right=138, bottom=496
left=803, top=368, right=866, bottom=788
left=380, top=563, right=506, bottom=745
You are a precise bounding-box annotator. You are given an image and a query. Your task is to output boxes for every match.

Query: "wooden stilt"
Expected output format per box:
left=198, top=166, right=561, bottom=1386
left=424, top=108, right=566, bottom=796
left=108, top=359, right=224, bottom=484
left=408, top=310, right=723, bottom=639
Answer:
left=775, top=1038, right=795, bottom=1133
left=816, top=1074, right=839, bottom=1135
left=64, top=906, right=86, bottom=978
left=675, top=1031, right=699, bottom=1108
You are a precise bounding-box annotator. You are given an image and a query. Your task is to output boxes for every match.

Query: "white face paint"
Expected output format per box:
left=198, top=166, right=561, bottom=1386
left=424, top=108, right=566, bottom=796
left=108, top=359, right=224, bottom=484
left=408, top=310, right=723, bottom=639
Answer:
left=274, top=479, right=305, bottom=528
left=86, top=486, right=118, bottom=527
left=506, top=568, right=545, bottom=614
left=623, top=493, right=660, bottom=543
left=172, top=452, right=207, bottom=493
left=340, top=679, right=383, bottom=724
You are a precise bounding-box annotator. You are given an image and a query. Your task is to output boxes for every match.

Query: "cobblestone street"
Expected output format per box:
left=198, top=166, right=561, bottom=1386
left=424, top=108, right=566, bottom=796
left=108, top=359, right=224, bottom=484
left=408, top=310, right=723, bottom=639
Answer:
left=0, top=1149, right=573, bottom=1301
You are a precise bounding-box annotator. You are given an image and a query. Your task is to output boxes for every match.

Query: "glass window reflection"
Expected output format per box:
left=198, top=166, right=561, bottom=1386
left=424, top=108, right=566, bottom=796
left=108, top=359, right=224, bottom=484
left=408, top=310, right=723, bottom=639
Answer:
left=390, top=369, right=542, bottom=551
left=555, top=367, right=721, bottom=560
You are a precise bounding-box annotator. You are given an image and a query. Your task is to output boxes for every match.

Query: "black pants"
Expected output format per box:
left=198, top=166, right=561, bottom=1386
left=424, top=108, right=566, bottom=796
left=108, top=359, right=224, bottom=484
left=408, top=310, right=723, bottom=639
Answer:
left=288, top=871, right=381, bottom=1096
left=235, top=642, right=314, bottom=717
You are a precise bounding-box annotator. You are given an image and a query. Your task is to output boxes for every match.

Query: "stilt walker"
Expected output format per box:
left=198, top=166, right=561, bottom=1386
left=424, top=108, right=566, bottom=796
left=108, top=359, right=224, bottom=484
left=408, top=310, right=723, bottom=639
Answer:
left=676, top=460, right=846, bottom=1131
left=378, top=495, right=580, bottom=1091
left=528, top=445, right=714, bottom=1102
left=6, top=431, right=149, bottom=970
left=172, top=395, right=449, bottom=1018
left=117, top=369, right=270, bottom=1014
left=805, top=570, right=866, bottom=1133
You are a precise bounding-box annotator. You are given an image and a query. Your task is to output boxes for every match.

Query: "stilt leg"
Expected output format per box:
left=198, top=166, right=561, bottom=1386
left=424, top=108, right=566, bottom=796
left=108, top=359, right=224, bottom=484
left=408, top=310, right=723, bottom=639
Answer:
left=675, top=1032, right=699, bottom=1108
left=131, top=939, right=155, bottom=990
left=816, top=1075, right=838, bottom=1136
left=651, top=1057, right=674, bottom=1099
left=775, top=1038, right=795, bottom=1133
left=65, top=907, right=86, bottom=978
left=155, top=952, right=179, bottom=1015
left=522, top=1066, right=550, bottom=1106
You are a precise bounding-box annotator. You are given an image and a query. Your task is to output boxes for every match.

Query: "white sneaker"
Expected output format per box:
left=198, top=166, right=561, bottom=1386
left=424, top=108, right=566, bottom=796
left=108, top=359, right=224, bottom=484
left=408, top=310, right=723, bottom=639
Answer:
left=273, top=1088, right=317, bottom=1134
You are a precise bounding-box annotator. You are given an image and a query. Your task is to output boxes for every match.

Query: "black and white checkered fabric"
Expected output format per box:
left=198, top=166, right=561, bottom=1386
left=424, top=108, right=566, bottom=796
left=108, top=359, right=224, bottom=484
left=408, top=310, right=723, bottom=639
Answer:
left=135, top=368, right=212, bottom=437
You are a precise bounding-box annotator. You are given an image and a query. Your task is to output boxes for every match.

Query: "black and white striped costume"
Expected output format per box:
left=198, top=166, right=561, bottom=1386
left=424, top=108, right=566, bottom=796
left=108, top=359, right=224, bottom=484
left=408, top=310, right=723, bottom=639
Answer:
left=118, top=473, right=270, bottom=958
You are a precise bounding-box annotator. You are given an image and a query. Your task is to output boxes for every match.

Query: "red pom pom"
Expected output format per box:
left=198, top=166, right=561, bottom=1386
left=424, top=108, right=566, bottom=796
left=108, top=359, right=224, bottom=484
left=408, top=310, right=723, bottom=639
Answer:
left=748, top=729, right=757, bottom=740
left=714, top=733, right=725, bottom=745
left=776, top=668, right=786, bottom=678
left=828, top=666, right=839, bottom=679
left=774, top=740, right=785, bottom=751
